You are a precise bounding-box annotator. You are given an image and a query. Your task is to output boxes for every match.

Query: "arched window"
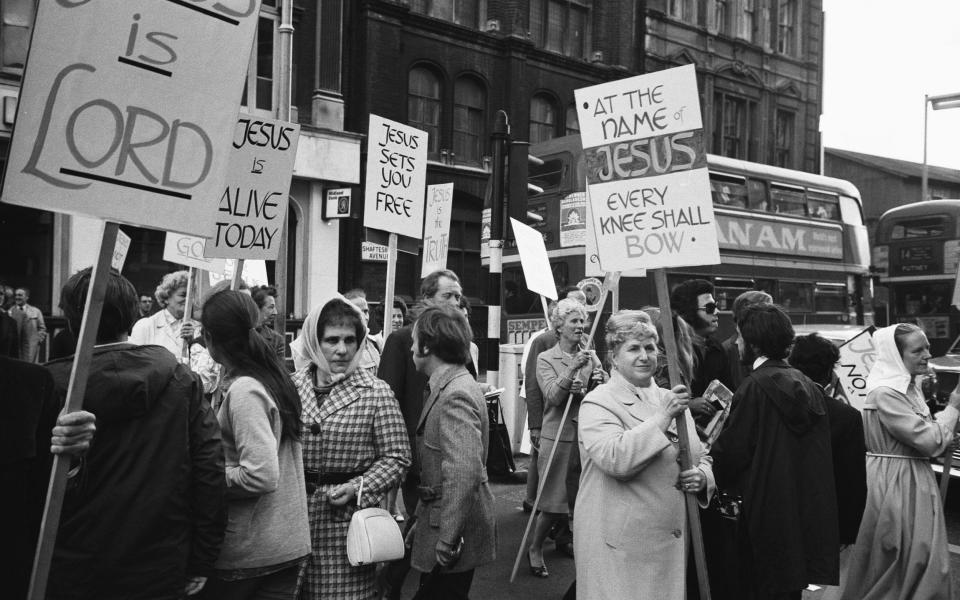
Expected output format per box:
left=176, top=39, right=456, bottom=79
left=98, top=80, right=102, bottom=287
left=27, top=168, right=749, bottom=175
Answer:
left=408, top=67, right=442, bottom=156
left=453, top=77, right=486, bottom=165
left=530, top=94, right=557, bottom=143
left=565, top=104, right=580, bottom=135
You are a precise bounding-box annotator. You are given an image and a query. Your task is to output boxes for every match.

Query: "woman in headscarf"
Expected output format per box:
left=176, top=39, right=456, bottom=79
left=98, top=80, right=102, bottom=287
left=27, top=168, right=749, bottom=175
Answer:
left=290, top=295, right=411, bottom=599
left=840, top=323, right=960, bottom=600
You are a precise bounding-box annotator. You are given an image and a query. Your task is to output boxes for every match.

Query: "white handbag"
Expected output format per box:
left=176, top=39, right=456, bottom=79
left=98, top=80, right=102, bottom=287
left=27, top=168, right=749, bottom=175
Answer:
left=345, top=476, right=405, bottom=566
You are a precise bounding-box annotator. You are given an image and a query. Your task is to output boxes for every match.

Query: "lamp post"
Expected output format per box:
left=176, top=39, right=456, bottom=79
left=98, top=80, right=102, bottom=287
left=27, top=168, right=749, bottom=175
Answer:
left=921, top=91, right=960, bottom=202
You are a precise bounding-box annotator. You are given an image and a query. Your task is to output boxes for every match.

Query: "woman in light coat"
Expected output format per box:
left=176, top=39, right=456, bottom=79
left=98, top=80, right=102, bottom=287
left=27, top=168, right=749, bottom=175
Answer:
left=575, top=310, right=714, bottom=599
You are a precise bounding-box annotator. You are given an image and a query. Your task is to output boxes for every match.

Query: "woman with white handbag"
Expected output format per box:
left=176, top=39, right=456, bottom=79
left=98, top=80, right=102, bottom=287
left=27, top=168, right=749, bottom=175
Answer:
left=290, top=294, right=411, bottom=599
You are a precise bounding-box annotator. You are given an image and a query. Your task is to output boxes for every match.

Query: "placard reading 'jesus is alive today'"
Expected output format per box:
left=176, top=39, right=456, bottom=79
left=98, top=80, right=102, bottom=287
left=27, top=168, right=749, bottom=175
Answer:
left=204, top=114, right=300, bottom=260
left=1, top=0, right=260, bottom=236
left=574, top=65, right=720, bottom=272
left=363, top=115, right=428, bottom=240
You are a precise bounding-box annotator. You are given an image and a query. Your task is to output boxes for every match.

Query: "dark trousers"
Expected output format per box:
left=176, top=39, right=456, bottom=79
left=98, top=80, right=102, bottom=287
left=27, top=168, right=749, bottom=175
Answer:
left=199, top=564, right=299, bottom=600
left=381, top=476, right=420, bottom=599
left=415, top=568, right=474, bottom=600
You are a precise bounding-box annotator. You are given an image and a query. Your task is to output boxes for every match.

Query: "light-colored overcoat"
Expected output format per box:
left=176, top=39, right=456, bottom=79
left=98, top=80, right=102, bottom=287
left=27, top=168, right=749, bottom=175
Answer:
left=412, top=365, right=497, bottom=573
left=574, top=371, right=715, bottom=600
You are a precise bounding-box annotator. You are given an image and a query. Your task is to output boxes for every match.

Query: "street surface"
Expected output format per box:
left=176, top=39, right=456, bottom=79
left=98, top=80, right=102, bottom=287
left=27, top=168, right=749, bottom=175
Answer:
left=397, top=457, right=960, bottom=599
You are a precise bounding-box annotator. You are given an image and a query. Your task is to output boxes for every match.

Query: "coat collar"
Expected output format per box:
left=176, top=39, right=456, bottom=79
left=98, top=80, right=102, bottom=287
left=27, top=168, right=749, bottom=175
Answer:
left=546, top=342, right=575, bottom=367
left=417, top=364, right=471, bottom=431
left=294, top=365, right=375, bottom=424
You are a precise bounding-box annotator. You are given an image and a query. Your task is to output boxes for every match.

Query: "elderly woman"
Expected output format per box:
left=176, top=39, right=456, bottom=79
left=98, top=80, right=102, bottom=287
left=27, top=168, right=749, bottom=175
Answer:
left=250, top=285, right=285, bottom=360
left=129, top=270, right=192, bottom=357
left=290, top=295, right=411, bottom=600
left=527, top=298, right=607, bottom=577
left=840, top=324, right=960, bottom=600
left=574, top=310, right=714, bottom=599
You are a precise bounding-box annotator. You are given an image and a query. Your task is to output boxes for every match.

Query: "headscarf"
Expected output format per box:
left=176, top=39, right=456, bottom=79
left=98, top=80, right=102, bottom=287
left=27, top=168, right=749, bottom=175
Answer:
left=865, top=324, right=912, bottom=396
left=290, top=293, right=366, bottom=392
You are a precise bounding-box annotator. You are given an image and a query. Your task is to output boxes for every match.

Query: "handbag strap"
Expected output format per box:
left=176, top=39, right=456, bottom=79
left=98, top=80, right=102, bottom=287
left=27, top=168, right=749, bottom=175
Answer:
left=356, top=475, right=364, bottom=508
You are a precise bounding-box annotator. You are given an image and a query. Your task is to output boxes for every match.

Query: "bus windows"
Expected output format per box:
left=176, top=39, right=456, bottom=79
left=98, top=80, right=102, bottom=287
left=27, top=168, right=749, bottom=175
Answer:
left=814, top=284, right=847, bottom=313
left=779, top=281, right=813, bottom=313
left=747, top=179, right=767, bottom=211
left=713, top=278, right=754, bottom=311
left=895, top=283, right=951, bottom=316
left=770, top=184, right=806, bottom=216
left=710, top=174, right=748, bottom=208
left=838, top=195, right=865, bottom=226
left=529, top=156, right=568, bottom=196
left=890, top=217, right=947, bottom=239
left=807, top=190, right=839, bottom=221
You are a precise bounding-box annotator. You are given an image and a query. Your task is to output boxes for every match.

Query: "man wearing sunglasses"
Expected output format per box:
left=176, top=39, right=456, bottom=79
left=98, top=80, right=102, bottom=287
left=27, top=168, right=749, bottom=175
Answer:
left=670, top=279, right=733, bottom=423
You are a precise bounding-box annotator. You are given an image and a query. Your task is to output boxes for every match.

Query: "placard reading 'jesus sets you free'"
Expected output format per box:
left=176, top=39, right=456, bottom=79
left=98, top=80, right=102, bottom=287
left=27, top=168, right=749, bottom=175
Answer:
left=574, top=64, right=720, bottom=272
left=363, top=115, right=428, bottom=240
left=1, top=1, right=260, bottom=236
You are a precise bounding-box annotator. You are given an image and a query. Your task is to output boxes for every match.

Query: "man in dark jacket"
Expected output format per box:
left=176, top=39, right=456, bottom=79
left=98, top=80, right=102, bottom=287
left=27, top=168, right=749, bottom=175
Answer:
left=43, top=267, right=226, bottom=600
left=711, top=304, right=839, bottom=600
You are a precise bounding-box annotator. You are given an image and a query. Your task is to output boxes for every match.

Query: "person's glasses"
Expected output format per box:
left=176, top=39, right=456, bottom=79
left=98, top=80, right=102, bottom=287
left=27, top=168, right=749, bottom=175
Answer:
left=698, top=302, right=718, bottom=315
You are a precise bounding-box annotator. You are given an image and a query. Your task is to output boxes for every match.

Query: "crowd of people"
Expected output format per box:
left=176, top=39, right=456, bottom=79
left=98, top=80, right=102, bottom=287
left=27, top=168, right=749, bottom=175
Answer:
left=4, top=266, right=959, bottom=600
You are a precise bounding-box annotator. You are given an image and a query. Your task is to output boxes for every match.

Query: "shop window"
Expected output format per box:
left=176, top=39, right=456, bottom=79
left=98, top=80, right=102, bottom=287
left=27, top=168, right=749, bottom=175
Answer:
left=408, top=67, right=442, bottom=157
left=453, top=77, right=485, bottom=165
left=1, top=0, right=32, bottom=72
left=530, top=94, right=558, bottom=143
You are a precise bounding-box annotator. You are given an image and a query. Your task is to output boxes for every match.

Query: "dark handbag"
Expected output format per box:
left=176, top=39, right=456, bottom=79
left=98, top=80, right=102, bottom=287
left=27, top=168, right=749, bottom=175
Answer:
left=485, top=391, right=516, bottom=476
left=708, top=489, right=742, bottom=521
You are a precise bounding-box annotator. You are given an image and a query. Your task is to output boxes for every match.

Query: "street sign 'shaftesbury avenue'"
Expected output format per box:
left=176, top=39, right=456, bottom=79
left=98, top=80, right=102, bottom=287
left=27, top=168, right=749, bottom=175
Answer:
left=1, top=0, right=260, bottom=236
left=574, top=64, right=720, bottom=272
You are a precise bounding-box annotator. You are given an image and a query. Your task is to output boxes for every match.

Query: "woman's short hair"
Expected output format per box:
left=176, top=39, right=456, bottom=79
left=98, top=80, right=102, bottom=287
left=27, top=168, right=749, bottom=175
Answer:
left=250, top=285, right=277, bottom=310
left=789, top=333, right=839, bottom=386
left=414, top=305, right=471, bottom=365
left=894, top=323, right=925, bottom=355
left=605, top=310, right=657, bottom=354
left=60, top=267, right=139, bottom=343
left=738, top=304, right=794, bottom=360
left=732, top=290, right=773, bottom=323
left=550, top=298, right=587, bottom=334
left=155, top=270, right=189, bottom=306
left=317, top=298, right=366, bottom=346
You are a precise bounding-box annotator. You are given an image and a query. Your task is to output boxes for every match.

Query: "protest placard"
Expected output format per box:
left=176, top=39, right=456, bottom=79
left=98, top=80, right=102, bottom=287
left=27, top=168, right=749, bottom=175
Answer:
left=164, top=232, right=227, bottom=275
left=835, top=327, right=877, bottom=411
left=1, top=1, right=259, bottom=236
left=421, top=183, right=454, bottom=277
left=363, top=114, right=428, bottom=240
left=205, top=114, right=300, bottom=260
left=574, top=64, right=719, bottom=273
left=111, top=229, right=132, bottom=271
left=510, top=218, right=558, bottom=300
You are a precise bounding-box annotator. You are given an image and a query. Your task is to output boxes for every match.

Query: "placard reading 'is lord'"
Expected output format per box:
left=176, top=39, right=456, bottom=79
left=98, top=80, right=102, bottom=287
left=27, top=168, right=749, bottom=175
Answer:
left=1, top=0, right=260, bottom=236
left=363, top=115, right=428, bottom=240
left=205, top=114, right=300, bottom=260
left=574, top=64, right=720, bottom=272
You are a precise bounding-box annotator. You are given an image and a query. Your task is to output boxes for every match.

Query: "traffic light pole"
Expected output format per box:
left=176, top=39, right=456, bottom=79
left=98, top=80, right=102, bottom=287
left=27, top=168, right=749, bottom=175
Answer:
left=485, top=110, right=510, bottom=387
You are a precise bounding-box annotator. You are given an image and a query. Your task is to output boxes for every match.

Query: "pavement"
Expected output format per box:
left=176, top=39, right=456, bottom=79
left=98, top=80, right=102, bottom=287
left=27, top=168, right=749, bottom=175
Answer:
left=393, top=456, right=960, bottom=600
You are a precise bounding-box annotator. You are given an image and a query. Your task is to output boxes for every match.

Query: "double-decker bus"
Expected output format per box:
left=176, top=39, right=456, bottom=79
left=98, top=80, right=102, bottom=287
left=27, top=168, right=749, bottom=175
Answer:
left=489, top=135, right=873, bottom=344
left=872, top=199, right=960, bottom=355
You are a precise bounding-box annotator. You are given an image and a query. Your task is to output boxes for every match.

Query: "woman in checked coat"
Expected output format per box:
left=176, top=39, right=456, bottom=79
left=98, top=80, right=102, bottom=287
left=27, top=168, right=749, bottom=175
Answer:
left=290, top=294, right=411, bottom=599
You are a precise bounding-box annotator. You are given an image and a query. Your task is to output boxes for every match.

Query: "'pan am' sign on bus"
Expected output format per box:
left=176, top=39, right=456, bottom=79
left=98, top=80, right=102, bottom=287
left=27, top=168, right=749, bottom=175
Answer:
left=1, top=1, right=260, bottom=236
left=574, top=65, right=720, bottom=272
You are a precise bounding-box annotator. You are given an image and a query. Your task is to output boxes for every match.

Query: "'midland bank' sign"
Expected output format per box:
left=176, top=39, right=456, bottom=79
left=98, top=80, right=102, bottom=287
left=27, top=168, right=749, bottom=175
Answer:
left=715, top=214, right=843, bottom=260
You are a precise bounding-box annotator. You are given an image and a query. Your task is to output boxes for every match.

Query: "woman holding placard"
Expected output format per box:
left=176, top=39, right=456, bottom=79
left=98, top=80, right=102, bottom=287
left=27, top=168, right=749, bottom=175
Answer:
left=574, top=310, right=714, bottom=599
left=527, top=298, right=607, bottom=577
left=839, top=323, right=959, bottom=600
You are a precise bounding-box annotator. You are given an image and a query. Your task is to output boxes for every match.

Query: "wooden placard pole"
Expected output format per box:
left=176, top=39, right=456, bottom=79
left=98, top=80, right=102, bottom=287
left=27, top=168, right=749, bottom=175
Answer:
left=181, top=267, right=195, bottom=365
left=509, top=272, right=614, bottom=583
left=231, top=259, right=246, bottom=291
left=382, top=233, right=398, bottom=340
left=28, top=222, right=120, bottom=600
left=540, top=295, right=551, bottom=324
left=653, top=268, right=711, bottom=600
left=940, top=443, right=955, bottom=503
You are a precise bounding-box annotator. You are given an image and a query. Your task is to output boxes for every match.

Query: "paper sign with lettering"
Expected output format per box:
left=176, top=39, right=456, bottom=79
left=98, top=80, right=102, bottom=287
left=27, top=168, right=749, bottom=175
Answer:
left=511, top=218, right=558, bottom=301
left=208, top=259, right=269, bottom=287
left=205, top=114, right=300, bottom=260
left=420, top=183, right=454, bottom=277
left=111, top=229, right=132, bottom=271
left=163, top=232, right=226, bottom=274
left=574, top=65, right=719, bottom=273
left=1, top=1, right=260, bottom=235
left=363, top=115, right=428, bottom=239
left=835, top=327, right=877, bottom=411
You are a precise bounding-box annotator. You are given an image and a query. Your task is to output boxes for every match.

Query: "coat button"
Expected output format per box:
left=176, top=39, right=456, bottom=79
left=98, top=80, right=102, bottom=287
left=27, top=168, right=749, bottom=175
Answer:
left=672, top=529, right=682, bottom=538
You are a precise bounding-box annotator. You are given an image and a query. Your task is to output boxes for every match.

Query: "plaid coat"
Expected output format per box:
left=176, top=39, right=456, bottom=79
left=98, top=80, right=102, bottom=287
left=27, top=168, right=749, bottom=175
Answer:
left=292, top=366, right=410, bottom=600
